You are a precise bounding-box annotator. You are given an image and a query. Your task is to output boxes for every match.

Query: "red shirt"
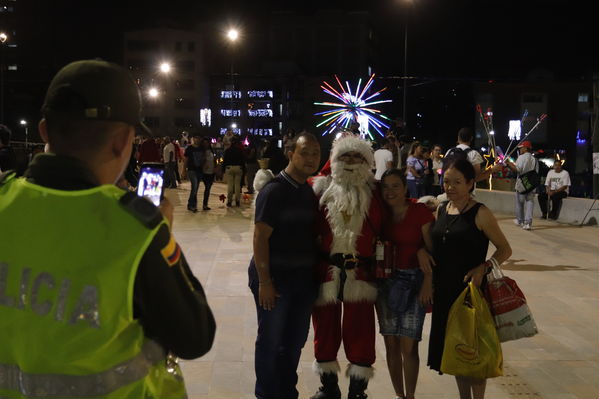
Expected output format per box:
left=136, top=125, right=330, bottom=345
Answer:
left=383, top=202, right=434, bottom=269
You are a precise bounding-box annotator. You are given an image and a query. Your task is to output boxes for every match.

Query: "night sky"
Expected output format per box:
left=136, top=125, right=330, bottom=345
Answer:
left=18, top=0, right=599, bottom=80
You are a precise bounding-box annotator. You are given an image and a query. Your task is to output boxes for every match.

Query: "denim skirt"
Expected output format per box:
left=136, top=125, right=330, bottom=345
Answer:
left=375, top=268, right=426, bottom=340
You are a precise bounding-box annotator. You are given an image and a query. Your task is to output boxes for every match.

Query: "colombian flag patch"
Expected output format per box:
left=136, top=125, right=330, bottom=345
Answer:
left=160, top=235, right=182, bottom=267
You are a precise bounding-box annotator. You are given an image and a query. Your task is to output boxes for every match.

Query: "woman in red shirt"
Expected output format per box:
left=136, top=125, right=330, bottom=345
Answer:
left=376, top=168, right=434, bottom=399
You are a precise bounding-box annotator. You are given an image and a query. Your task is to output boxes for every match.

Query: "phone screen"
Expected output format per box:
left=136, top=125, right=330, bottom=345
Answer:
left=137, top=164, right=165, bottom=206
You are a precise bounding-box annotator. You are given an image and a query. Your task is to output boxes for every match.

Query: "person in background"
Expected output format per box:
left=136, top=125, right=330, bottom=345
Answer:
left=200, top=137, right=215, bottom=211
left=223, top=128, right=235, bottom=150
left=223, top=135, right=244, bottom=207
left=245, top=138, right=259, bottom=194
left=504, top=141, right=538, bottom=230
left=263, top=138, right=287, bottom=176
left=173, top=139, right=183, bottom=184
left=163, top=136, right=177, bottom=189
left=184, top=135, right=205, bottom=212
left=249, top=132, right=321, bottom=399
left=538, top=160, right=571, bottom=220
left=0, top=124, right=16, bottom=173
left=430, top=145, right=443, bottom=196
left=397, top=134, right=412, bottom=169
left=422, top=159, right=512, bottom=399
left=406, top=141, right=427, bottom=199
left=377, top=168, right=434, bottom=399
left=137, top=136, right=161, bottom=164
left=374, top=137, right=394, bottom=181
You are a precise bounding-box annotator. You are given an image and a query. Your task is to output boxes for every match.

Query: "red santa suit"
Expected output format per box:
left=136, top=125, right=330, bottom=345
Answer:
left=310, top=135, right=383, bottom=383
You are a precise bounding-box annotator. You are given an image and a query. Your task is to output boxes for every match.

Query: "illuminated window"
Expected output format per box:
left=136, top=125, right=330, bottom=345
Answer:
left=221, top=91, right=242, bottom=99
left=220, top=109, right=241, bottom=117
left=248, top=109, right=273, bottom=117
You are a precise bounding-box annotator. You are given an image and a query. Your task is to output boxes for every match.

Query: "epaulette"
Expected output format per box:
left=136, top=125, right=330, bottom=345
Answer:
left=119, top=191, right=163, bottom=229
left=0, top=170, right=16, bottom=186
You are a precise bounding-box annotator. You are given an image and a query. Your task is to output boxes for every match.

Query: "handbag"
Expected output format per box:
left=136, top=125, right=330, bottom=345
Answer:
left=484, top=265, right=538, bottom=342
left=441, top=282, right=503, bottom=379
left=518, top=169, right=540, bottom=194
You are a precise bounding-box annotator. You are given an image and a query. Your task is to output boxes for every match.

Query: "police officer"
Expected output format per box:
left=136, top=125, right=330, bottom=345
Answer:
left=0, top=60, right=216, bottom=398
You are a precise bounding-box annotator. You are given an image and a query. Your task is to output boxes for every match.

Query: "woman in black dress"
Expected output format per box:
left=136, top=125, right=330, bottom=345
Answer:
left=420, top=159, right=512, bottom=399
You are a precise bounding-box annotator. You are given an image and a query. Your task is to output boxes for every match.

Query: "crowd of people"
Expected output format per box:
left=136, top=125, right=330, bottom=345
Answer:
left=250, top=130, right=513, bottom=399
left=0, top=57, right=585, bottom=399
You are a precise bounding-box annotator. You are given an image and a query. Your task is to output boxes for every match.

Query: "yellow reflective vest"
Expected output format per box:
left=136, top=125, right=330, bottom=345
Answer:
left=0, top=175, right=187, bottom=398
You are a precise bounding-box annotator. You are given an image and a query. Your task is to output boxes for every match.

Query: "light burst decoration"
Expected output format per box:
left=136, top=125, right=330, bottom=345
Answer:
left=314, top=74, right=392, bottom=139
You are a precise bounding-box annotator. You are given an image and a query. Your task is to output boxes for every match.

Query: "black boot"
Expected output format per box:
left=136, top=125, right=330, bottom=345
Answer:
left=310, top=373, right=341, bottom=399
left=347, top=377, right=368, bottom=399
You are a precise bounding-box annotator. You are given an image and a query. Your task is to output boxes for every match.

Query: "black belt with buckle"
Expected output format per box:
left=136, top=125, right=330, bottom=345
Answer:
left=329, top=253, right=373, bottom=301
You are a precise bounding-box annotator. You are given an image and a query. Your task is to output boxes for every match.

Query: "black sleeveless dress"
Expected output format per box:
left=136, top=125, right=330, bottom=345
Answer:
left=427, top=202, right=489, bottom=372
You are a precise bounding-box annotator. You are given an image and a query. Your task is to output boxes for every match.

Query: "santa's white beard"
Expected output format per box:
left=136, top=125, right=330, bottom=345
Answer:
left=320, top=161, right=373, bottom=217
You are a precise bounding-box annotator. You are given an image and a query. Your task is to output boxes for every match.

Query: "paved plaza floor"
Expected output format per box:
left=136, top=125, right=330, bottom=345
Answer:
left=167, top=181, right=599, bottom=399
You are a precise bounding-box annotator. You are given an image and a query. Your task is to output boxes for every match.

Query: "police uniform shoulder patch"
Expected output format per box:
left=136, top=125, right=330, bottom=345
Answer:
left=119, top=191, right=163, bottom=229
left=160, top=235, right=182, bottom=267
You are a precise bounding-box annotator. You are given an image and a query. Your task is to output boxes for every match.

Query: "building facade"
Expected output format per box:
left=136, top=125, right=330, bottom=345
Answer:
left=124, top=28, right=208, bottom=137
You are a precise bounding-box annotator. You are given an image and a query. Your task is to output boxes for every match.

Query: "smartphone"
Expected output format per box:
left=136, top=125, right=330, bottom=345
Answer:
left=137, top=162, right=165, bottom=206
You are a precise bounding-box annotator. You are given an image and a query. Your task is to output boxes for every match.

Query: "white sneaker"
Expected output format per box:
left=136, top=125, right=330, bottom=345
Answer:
left=514, top=219, right=522, bottom=226
left=522, top=223, right=531, bottom=230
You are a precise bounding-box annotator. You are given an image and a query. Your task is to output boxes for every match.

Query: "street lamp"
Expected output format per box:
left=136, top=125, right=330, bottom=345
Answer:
left=160, top=62, right=171, bottom=74
left=148, top=87, right=159, bottom=98
left=227, top=29, right=239, bottom=42
left=226, top=28, right=240, bottom=132
left=0, top=32, right=7, bottom=123
left=20, top=119, right=28, bottom=148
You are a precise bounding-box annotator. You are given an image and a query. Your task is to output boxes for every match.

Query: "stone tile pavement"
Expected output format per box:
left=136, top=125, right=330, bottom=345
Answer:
left=166, top=181, right=599, bottom=399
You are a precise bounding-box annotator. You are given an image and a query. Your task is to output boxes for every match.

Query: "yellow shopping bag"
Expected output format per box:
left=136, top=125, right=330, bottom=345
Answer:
left=441, top=282, right=503, bottom=379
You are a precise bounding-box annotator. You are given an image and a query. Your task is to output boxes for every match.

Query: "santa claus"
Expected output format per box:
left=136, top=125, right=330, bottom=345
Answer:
left=310, top=134, right=383, bottom=399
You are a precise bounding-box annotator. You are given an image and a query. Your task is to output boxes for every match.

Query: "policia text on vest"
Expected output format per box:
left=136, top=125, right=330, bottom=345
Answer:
left=0, top=262, right=99, bottom=328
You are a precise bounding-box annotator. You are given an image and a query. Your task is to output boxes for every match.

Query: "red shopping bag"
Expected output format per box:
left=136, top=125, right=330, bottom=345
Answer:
left=484, top=266, right=538, bottom=342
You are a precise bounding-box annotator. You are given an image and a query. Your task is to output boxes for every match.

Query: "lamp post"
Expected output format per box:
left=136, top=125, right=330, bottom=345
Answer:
left=20, top=119, right=27, bottom=148
left=400, top=0, right=413, bottom=126
left=227, top=28, right=239, bottom=132
left=0, top=32, right=8, bottom=123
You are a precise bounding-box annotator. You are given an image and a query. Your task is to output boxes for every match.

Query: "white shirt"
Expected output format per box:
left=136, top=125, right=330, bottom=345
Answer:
left=446, top=144, right=484, bottom=168
left=163, top=143, right=175, bottom=163
left=545, top=169, right=571, bottom=193
left=374, top=148, right=393, bottom=180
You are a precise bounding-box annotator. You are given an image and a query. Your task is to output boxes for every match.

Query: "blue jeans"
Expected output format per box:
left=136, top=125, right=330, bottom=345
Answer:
left=249, top=265, right=317, bottom=399
left=187, top=169, right=201, bottom=208
left=515, top=191, right=535, bottom=224
left=407, top=178, right=425, bottom=199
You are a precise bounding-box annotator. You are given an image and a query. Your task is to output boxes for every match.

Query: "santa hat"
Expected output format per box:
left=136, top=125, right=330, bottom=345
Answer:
left=330, top=135, right=374, bottom=167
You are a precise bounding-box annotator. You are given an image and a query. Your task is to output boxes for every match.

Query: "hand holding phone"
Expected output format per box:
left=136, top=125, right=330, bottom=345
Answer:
left=137, top=162, right=165, bottom=206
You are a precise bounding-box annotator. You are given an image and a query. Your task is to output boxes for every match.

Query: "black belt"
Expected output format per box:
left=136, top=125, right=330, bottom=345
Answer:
left=329, top=253, right=372, bottom=269
left=329, top=253, right=373, bottom=301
